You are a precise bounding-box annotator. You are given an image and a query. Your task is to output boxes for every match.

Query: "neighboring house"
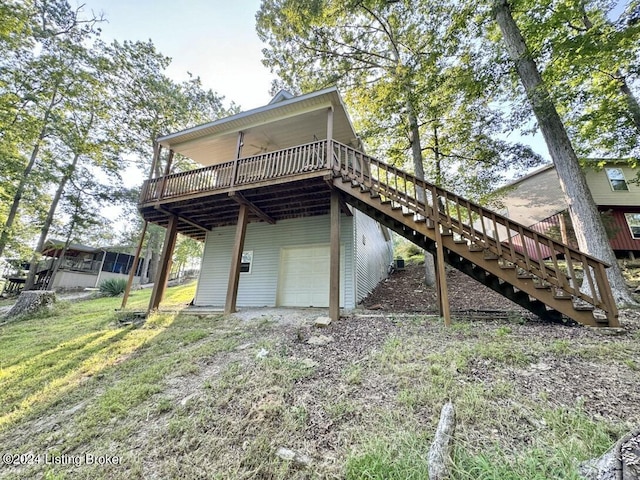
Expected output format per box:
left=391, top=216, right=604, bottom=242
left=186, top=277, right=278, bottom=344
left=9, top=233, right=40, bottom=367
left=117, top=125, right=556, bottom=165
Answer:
left=499, top=161, right=640, bottom=259
left=1, top=239, right=145, bottom=294
left=140, top=88, right=393, bottom=312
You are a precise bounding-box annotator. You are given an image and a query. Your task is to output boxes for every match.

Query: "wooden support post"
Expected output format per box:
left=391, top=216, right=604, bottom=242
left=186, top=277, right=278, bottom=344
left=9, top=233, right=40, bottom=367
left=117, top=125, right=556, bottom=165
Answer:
left=434, top=222, right=451, bottom=326
left=559, top=210, right=569, bottom=245
left=235, top=131, right=244, bottom=159
left=329, top=190, right=341, bottom=321
left=326, top=106, right=334, bottom=168
left=148, top=215, right=178, bottom=312
left=225, top=204, right=249, bottom=314
left=121, top=221, right=147, bottom=309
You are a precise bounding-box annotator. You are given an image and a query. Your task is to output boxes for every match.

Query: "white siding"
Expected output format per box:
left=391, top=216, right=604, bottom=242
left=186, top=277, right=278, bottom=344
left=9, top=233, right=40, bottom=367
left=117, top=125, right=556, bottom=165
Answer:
left=51, top=271, right=140, bottom=290
left=194, top=215, right=355, bottom=308
left=353, top=209, right=394, bottom=303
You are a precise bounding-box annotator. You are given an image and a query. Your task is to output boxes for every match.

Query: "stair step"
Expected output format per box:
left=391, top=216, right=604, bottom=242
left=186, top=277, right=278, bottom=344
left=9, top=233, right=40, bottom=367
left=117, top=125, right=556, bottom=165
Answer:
left=380, top=199, right=391, bottom=205
left=370, top=191, right=380, bottom=199
left=500, top=263, right=516, bottom=270
left=441, top=229, right=453, bottom=237
left=468, top=244, right=484, bottom=252
left=391, top=205, right=402, bottom=211
left=517, top=271, right=534, bottom=279
left=341, top=175, right=351, bottom=183
left=402, top=211, right=414, bottom=217
left=553, top=293, right=573, bottom=300
left=574, top=304, right=595, bottom=311
left=534, top=282, right=551, bottom=289
left=454, top=239, right=468, bottom=245
left=484, top=253, right=499, bottom=260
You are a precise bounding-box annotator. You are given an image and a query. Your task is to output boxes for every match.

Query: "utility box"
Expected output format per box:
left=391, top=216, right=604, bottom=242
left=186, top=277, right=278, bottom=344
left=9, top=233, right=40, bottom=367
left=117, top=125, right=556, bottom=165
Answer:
left=394, top=257, right=405, bottom=270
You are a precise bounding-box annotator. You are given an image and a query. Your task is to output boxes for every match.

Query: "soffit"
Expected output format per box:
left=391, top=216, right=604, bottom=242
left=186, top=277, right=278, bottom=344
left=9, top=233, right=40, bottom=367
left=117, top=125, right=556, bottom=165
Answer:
left=157, top=88, right=358, bottom=166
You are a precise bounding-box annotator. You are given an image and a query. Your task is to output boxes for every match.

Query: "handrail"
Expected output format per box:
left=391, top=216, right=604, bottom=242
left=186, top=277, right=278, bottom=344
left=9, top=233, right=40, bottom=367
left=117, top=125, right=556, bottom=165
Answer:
left=331, top=140, right=617, bottom=318
left=139, top=140, right=328, bottom=204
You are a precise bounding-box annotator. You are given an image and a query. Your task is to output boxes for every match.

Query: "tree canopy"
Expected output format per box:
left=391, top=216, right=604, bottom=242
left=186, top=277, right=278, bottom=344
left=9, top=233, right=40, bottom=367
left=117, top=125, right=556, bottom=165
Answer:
left=0, top=0, right=235, bottom=270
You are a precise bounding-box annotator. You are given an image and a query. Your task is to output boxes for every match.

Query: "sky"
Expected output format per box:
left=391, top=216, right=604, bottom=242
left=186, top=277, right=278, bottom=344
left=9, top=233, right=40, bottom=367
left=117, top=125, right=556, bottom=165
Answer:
left=76, top=0, right=277, bottom=110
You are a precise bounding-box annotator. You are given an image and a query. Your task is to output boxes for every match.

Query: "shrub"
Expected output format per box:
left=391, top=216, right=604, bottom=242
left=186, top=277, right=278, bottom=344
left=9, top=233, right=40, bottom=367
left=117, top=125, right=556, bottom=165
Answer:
left=99, top=278, right=127, bottom=296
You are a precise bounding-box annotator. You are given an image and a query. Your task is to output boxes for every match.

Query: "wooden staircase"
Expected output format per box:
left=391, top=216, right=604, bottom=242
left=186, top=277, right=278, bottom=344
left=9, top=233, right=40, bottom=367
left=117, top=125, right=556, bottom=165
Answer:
left=329, top=141, right=619, bottom=328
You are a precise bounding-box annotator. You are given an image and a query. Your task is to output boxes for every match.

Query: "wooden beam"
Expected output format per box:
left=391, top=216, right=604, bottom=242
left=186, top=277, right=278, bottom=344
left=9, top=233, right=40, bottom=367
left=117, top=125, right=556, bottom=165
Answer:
left=324, top=177, right=353, bottom=216
left=434, top=221, right=451, bottom=326
left=229, top=191, right=276, bottom=224
left=329, top=189, right=341, bottom=321
left=225, top=204, right=249, bottom=314
left=155, top=205, right=210, bottom=232
left=148, top=215, right=179, bottom=312
left=121, top=221, right=147, bottom=309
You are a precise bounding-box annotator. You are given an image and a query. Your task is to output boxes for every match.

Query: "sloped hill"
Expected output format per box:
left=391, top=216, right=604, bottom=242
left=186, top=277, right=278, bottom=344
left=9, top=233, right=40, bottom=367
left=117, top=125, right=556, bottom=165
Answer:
left=0, top=283, right=639, bottom=479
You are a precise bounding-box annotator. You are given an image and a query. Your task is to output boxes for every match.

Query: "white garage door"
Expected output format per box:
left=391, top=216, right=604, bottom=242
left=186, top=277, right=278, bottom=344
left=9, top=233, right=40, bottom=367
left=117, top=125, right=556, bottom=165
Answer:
left=277, top=245, right=344, bottom=307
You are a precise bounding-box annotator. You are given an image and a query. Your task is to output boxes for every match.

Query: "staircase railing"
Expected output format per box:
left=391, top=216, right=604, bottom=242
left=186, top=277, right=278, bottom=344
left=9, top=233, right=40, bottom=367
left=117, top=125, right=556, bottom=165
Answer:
left=331, top=140, right=618, bottom=319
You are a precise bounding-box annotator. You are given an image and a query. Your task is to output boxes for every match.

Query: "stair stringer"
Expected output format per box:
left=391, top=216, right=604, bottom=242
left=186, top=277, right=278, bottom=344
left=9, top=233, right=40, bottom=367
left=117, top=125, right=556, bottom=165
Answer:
left=334, top=180, right=605, bottom=327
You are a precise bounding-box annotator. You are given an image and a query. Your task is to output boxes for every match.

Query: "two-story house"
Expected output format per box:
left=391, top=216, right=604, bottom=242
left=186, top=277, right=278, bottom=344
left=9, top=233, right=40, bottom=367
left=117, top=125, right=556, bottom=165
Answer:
left=499, top=161, right=640, bottom=259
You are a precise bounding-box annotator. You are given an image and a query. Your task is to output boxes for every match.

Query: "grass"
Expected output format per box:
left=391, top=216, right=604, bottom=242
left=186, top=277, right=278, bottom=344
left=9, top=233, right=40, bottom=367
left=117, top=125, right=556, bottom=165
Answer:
left=0, top=288, right=638, bottom=479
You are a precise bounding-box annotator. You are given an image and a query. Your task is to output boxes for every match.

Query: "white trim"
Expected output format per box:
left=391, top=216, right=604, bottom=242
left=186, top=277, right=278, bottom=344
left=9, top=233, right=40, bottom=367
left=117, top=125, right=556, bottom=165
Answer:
left=158, top=87, right=349, bottom=147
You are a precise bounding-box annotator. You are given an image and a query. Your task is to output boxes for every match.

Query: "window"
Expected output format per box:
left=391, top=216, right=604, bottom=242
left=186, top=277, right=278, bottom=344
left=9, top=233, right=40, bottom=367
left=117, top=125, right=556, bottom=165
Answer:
left=605, top=168, right=629, bottom=191
left=624, top=213, right=640, bottom=239
left=240, top=251, right=253, bottom=273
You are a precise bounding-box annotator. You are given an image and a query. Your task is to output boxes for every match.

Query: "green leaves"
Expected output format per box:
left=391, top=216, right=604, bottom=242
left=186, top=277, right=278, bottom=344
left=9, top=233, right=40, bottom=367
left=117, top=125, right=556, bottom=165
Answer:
left=257, top=0, right=545, bottom=201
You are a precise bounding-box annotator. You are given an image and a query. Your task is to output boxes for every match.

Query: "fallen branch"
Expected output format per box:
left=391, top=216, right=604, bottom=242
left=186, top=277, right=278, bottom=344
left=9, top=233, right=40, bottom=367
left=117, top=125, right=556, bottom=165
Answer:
left=428, top=401, right=456, bottom=480
left=579, top=428, right=640, bottom=480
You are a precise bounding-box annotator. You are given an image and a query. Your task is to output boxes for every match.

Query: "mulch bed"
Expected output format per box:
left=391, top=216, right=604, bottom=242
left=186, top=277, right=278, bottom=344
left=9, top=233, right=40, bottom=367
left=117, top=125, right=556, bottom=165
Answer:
left=361, top=263, right=531, bottom=317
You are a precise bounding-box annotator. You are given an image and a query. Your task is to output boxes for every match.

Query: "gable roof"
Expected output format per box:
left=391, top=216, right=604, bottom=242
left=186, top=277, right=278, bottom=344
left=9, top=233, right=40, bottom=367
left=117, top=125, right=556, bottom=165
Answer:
left=268, top=90, right=294, bottom=104
left=157, top=87, right=359, bottom=166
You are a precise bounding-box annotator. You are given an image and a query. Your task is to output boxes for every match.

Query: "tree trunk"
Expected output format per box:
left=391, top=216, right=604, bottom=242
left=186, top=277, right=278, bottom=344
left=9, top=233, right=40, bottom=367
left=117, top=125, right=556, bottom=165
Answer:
left=619, top=76, right=640, bottom=134
left=407, top=101, right=437, bottom=287
left=0, top=84, right=59, bottom=259
left=493, top=0, right=636, bottom=306
left=24, top=152, right=81, bottom=290
left=48, top=222, right=76, bottom=290
left=5, top=290, right=56, bottom=319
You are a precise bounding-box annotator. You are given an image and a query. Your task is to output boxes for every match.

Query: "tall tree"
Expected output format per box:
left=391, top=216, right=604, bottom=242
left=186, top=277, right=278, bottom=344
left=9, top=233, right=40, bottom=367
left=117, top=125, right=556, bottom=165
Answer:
left=512, top=0, right=640, bottom=158
left=0, top=0, right=103, bottom=259
left=257, top=0, right=543, bottom=285
left=104, top=39, right=236, bottom=284
left=493, top=0, right=635, bottom=305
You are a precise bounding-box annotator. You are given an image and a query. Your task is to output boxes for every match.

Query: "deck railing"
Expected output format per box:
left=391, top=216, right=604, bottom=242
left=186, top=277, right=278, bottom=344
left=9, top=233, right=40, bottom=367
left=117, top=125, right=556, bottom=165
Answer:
left=140, top=140, right=328, bottom=204
left=331, top=141, right=618, bottom=318
left=138, top=137, right=617, bottom=319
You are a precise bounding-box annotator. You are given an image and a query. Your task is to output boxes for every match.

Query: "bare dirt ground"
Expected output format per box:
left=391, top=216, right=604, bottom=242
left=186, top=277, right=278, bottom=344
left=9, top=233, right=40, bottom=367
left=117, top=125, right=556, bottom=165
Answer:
left=361, top=263, right=532, bottom=316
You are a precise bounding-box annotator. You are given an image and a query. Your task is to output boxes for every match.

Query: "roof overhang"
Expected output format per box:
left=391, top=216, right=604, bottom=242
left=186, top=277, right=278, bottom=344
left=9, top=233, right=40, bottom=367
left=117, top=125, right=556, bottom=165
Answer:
left=157, top=87, right=359, bottom=166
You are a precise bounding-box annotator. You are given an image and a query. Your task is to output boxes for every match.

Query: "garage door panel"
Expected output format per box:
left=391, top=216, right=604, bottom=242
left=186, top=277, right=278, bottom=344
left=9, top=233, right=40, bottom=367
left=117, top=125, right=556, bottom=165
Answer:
left=277, top=245, right=344, bottom=308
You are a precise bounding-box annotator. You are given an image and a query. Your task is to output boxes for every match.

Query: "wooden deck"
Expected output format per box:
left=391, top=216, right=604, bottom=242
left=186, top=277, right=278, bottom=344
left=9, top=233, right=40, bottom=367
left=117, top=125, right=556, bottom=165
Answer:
left=138, top=141, right=334, bottom=241
left=138, top=138, right=619, bottom=327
